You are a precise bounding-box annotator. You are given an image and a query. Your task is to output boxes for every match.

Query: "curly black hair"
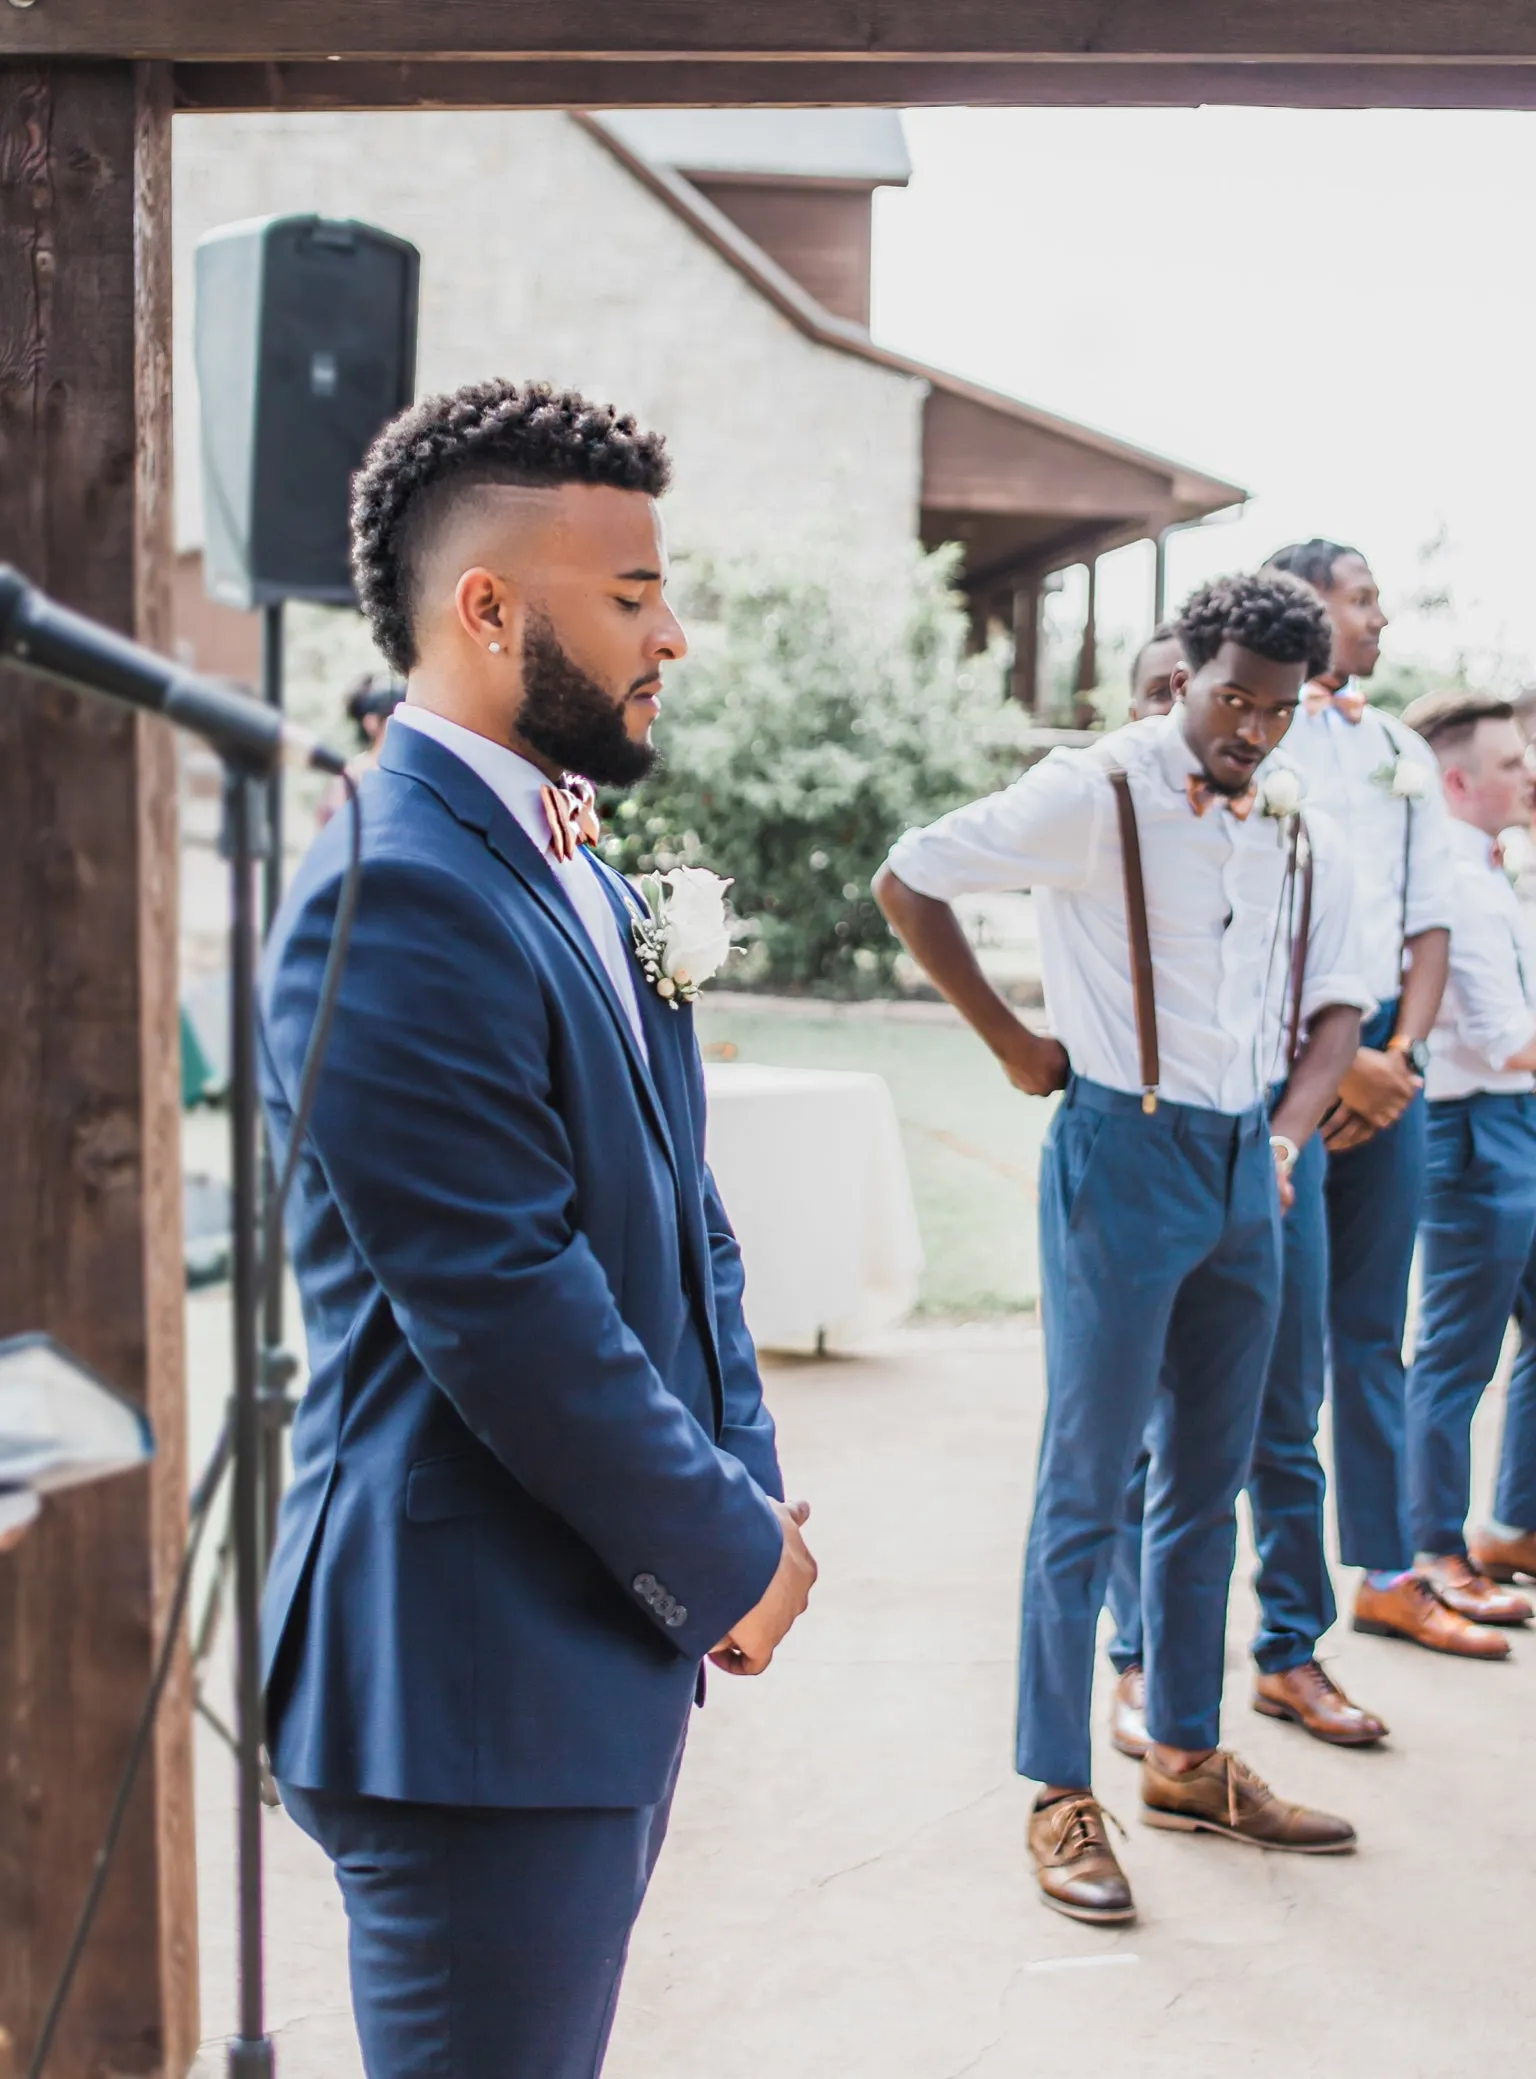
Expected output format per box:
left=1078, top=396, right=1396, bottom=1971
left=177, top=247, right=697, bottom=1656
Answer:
left=1176, top=571, right=1332, bottom=680
left=350, top=379, right=672, bottom=674
left=1264, top=538, right=1362, bottom=594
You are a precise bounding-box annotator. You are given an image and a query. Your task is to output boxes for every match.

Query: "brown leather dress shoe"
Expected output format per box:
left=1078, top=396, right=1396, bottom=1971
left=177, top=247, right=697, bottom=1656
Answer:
left=1421, top=1553, right=1532, bottom=1627
left=1110, top=1665, right=1150, bottom=1760
left=1353, top=1571, right=1511, bottom=1658
left=1252, top=1659, right=1387, bottom=1745
left=1028, top=1792, right=1136, bottom=1924
left=1469, top=1527, right=1536, bottom=1585
left=1141, top=1749, right=1356, bottom=1853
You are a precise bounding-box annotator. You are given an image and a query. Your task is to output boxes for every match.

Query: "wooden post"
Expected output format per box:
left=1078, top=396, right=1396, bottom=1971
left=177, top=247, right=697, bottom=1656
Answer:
left=1010, top=576, right=1042, bottom=712
left=0, top=61, right=197, bottom=2079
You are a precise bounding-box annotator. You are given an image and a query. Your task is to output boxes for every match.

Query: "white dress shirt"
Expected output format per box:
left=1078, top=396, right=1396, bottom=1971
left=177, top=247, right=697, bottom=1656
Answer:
left=885, top=710, right=1371, bottom=1114
left=1426, top=817, right=1536, bottom=1101
left=389, top=704, right=649, bottom=1058
left=1281, top=696, right=1454, bottom=1004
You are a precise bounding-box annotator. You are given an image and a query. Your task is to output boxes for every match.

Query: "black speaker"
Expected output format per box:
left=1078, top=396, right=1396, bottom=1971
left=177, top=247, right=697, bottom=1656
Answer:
left=194, top=215, right=420, bottom=610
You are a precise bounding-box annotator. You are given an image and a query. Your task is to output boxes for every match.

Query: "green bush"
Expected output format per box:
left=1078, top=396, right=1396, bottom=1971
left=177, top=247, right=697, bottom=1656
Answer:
left=596, top=550, right=1027, bottom=996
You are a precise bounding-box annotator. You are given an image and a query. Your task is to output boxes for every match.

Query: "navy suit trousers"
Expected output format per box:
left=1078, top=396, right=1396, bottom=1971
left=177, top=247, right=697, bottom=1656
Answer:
left=1407, top=1093, right=1536, bottom=1554
left=279, top=1740, right=682, bottom=2079
left=1019, top=1077, right=1281, bottom=1790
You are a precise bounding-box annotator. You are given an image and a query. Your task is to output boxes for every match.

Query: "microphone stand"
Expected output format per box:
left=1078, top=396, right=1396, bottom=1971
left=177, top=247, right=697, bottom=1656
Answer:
left=221, top=765, right=276, bottom=2079
left=0, top=566, right=357, bottom=2079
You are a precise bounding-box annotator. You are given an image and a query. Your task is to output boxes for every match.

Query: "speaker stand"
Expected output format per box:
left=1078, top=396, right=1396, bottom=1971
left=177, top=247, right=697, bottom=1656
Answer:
left=257, top=601, right=300, bottom=1575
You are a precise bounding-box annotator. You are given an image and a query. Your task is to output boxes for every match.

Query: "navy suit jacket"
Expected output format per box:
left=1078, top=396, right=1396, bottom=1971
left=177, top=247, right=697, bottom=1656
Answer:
left=258, top=725, right=785, bottom=1808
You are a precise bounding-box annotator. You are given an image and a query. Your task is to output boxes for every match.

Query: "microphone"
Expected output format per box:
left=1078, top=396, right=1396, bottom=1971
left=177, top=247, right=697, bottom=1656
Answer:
left=0, top=565, right=346, bottom=776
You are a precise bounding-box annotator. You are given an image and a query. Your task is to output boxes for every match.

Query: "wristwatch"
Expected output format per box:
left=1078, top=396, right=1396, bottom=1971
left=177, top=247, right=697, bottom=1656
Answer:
left=1387, top=1034, right=1431, bottom=1076
left=1269, top=1133, right=1299, bottom=1178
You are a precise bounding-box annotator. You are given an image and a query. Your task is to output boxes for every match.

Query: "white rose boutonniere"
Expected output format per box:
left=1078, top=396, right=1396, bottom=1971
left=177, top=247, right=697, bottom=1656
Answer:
left=1259, top=768, right=1305, bottom=819
left=1372, top=755, right=1428, bottom=801
left=632, top=866, right=737, bottom=1007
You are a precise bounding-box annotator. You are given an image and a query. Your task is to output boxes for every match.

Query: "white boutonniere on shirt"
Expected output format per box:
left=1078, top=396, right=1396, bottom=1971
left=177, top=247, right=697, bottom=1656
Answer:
left=1258, top=768, right=1306, bottom=820
left=1370, top=754, right=1428, bottom=801
left=631, top=867, right=737, bottom=1007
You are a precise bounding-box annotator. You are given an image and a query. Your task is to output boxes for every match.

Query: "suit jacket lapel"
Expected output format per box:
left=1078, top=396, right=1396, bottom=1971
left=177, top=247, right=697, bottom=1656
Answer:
left=593, top=863, right=725, bottom=1400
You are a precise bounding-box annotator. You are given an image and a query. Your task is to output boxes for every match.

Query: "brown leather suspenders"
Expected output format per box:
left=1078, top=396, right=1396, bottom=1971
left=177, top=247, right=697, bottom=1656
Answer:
left=1106, top=767, right=1160, bottom=1113
left=1107, top=765, right=1315, bottom=1109
left=1285, top=817, right=1316, bottom=1076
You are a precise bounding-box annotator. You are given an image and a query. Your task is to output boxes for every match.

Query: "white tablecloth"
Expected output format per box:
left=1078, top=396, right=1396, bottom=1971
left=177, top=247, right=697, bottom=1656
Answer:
left=703, top=1062, right=924, bottom=1355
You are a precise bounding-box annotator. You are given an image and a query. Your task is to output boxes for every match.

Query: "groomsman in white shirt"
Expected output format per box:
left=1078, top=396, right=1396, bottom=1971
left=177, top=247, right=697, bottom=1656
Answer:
left=877, top=573, right=1368, bottom=1925
left=1400, top=691, right=1536, bottom=1622
left=1248, top=543, right=1502, bottom=1698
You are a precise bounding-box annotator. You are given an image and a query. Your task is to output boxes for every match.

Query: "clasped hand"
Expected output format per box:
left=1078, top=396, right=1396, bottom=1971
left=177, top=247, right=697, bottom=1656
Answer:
left=709, top=1497, right=817, bottom=1676
left=1321, top=1045, right=1421, bottom=1153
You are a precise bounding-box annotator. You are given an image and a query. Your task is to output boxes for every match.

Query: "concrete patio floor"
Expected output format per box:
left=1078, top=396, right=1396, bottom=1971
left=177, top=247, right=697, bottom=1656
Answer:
left=190, top=1320, right=1536, bottom=2078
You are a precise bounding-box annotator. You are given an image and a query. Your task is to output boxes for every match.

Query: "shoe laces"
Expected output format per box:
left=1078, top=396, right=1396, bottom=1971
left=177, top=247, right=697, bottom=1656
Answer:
left=1216, top=1751, right=1270, bottom=1830
left=1297, top=1659, right=1345, bottom=1704
left=1055, top=1794, right=1127, bottom=1859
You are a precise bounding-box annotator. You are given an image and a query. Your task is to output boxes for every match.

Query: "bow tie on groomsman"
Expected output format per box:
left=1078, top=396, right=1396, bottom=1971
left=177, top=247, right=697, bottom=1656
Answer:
left=540, top=776, right=602, bottom=862
left=1302, top=673, right=1367, bottom=724
left=1186, top=773, right=1258, bottom=821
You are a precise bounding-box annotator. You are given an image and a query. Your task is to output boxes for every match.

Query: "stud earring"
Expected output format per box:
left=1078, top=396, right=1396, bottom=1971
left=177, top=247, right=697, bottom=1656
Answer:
left=488, top=641, right=502, bottom=654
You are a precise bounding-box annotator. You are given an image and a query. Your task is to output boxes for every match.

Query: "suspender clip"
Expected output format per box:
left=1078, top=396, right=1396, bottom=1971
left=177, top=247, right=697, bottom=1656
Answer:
left=1141, top=1091, right=1158, bottom=1116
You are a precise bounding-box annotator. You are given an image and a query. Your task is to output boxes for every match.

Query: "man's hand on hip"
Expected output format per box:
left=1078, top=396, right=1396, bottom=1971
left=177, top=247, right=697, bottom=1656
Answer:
left=994, top=1021, right=1071, bottom=1098
left=709, top=1499, right=817, bottom=1675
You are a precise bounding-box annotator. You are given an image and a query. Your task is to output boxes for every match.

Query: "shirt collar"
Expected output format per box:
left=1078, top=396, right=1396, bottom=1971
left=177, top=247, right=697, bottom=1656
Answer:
left=389, top=704, right=557, bottom=860
left=1448, top=815, right=1504, bottom=871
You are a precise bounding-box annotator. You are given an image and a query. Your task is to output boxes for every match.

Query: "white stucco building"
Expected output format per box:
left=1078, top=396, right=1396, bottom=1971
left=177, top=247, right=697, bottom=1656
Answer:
left=170, top=108, right=1241, bottom=701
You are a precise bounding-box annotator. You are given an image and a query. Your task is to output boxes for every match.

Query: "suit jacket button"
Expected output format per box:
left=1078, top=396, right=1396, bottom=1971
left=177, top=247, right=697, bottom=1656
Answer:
left=667, top=1605, right=688, bottom=1629
left=633, top=1573, right=657, bottom=1598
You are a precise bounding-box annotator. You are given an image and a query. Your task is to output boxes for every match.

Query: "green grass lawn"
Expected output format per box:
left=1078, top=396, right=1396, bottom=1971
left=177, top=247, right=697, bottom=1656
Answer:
left=694, top=998, right=1055, bottom=1315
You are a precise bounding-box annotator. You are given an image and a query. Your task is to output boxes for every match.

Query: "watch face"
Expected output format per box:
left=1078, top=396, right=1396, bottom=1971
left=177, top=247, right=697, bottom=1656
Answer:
left=1407, top=1040, right=1431, bottom=1075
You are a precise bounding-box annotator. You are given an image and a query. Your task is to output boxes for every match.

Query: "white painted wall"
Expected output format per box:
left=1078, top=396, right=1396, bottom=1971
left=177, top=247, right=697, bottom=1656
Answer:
left=171, top=110, right=926, bottom=595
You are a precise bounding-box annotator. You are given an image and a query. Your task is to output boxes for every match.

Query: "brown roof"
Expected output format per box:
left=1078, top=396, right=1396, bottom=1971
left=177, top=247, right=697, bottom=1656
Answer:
left=579, top=111, right=1245, bottom=591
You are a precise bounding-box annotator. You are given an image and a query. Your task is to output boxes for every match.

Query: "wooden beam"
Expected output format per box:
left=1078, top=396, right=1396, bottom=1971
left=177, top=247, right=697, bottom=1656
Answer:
left=0, top=59, right=196, bottom=2079
left=17, top=1, right=1536, bottom=63
left=171, top=56, right=1536, bottom=113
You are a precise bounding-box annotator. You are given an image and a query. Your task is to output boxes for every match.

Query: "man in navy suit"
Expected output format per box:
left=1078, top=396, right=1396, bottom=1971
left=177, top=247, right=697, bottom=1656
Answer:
left=259, top=378, right=817, bottom=2078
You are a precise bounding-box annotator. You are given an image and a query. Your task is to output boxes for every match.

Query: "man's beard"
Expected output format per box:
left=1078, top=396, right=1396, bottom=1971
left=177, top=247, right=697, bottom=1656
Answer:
left=515, top=615, right=656, bottom=788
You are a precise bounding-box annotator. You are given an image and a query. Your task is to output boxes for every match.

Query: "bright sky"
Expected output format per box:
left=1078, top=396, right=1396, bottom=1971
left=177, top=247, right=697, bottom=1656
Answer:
left=871, top=107, right=1536, bottom=685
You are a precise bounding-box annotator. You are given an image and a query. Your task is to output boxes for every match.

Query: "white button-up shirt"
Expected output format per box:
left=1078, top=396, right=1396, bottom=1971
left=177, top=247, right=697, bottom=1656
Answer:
left=389, top=704, right=649, bottom=1058
left=1426, top=817, right=1536, bottom=1101
left=885, top=710, right=1371, bottom=1114
left=1281, top=695, right=1454, bottom=1004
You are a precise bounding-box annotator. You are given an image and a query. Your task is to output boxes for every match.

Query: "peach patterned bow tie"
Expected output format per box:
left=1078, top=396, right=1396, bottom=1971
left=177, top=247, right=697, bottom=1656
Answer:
left=1302, top=675, right=1367, bottom=724
left=1186, top=774, right=1257, bottom=821
left=540, top=776, right=601, bottom=863
left=1491, top=837, right=1507, bottom=871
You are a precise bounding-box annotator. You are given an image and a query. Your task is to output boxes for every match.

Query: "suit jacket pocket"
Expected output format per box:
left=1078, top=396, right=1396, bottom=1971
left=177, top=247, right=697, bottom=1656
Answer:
left=405, top=1453, right=507, bottom=1524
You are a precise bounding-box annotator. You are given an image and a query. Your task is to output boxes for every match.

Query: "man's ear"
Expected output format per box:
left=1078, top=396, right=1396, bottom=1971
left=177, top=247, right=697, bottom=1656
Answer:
left=1442, top=762, right=1470, bottom=808
left=1168, top=661, right=1192, bottom=705
left=454, top=566, right=522, bottom=651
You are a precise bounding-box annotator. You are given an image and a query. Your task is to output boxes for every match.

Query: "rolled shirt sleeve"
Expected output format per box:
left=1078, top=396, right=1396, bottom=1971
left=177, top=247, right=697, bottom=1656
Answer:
left=884, top=749, right=1106, bottom=900
left=1446, top=863, right=1536, bottom=1070
left=1298, top=807, right=1377, bottom=1026
left=1398, top=728, right=1457, bottom=940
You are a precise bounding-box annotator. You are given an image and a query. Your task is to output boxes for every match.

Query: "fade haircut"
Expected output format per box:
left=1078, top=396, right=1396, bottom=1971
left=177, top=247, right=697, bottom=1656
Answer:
left=1399, top=689, right=1515, bottom=763
left=1176, top=571, right=1333, bottom=679
left=1265, top=538, right=1363, bottom=594
left=1129, top=619, right=1182, bottom=683
left=351, top=379, right=672, bottom=674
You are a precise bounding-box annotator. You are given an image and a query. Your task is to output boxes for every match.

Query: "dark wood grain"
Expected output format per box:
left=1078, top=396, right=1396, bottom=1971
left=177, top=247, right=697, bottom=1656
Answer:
left=169, top=54, right=1536, bottom=112
left=0, top=59, right=196, bottom=2079
left=15, top=1, right=1536, bottom=63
